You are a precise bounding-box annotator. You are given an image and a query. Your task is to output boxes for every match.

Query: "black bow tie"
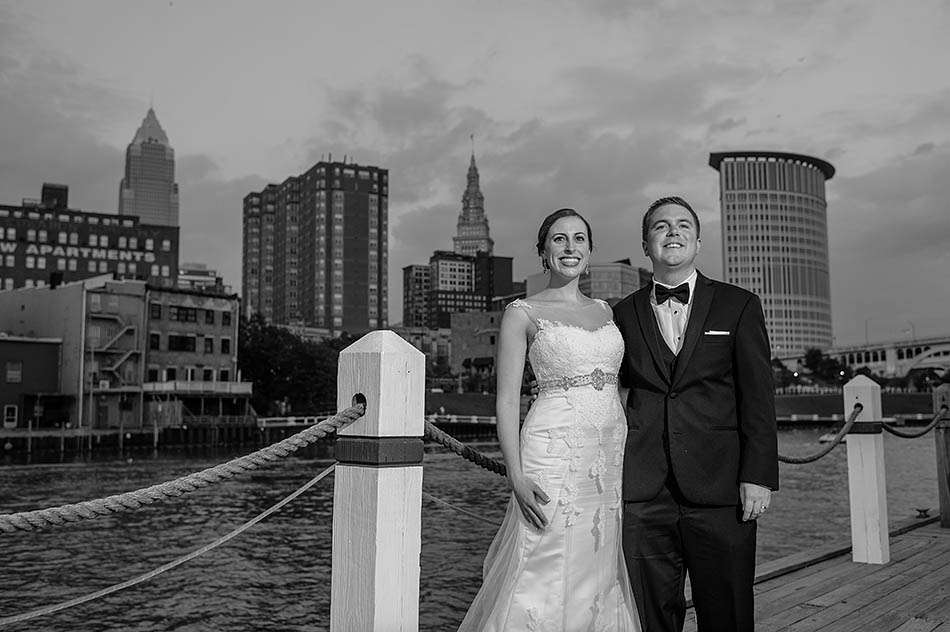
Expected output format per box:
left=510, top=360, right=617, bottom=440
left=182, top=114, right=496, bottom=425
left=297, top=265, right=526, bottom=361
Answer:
left=655, top=282, right=690, bottom=305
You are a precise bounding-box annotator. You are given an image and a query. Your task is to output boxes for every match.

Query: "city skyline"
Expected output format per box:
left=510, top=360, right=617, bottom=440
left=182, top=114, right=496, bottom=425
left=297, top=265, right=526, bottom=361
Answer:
left=1, top=1, right=948, bottom=345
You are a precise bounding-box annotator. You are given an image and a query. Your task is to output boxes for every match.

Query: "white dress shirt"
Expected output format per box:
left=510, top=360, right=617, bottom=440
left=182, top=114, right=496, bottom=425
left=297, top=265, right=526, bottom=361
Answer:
left=650, top=270, right=698, bottom=354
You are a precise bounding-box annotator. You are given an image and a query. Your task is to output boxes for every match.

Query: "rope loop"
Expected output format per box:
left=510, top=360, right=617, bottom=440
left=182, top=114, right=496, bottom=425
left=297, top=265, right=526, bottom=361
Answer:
left=0, top=404, right=365, bottom=535
left=778, top=403, right=864, bottom=465
left=423, top=421, right=507, bottom=476
left=881, top=405, right=949, bottom=439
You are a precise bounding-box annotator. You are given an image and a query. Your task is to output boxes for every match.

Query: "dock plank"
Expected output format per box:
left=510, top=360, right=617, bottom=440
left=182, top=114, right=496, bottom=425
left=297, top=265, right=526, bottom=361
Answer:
left=682, top=523, right=950, bottom=632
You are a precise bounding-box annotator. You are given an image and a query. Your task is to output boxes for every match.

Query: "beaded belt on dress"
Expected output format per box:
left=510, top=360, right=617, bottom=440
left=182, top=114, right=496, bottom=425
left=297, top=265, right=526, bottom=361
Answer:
left=537, top=368, right=618, bottom=392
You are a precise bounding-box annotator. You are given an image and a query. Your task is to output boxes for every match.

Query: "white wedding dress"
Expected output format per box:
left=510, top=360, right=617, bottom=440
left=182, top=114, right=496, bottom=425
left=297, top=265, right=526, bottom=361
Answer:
left=459, top=299, right=640, bottom=632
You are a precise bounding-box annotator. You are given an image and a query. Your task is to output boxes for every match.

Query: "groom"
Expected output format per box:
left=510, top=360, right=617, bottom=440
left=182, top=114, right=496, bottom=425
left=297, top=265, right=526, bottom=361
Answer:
left=613, top=196, right=778, bottom=631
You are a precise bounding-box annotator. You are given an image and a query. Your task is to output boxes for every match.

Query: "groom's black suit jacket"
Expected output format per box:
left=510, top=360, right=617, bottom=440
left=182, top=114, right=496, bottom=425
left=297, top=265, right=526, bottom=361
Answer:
left=613, top=272, right=779, bottom=506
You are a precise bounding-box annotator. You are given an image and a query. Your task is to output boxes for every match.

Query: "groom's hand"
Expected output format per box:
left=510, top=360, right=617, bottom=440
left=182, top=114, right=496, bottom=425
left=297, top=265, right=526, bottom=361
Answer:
left=740, top=482, right=772, bottom=521
left=528, top=380, right=540, bottom=403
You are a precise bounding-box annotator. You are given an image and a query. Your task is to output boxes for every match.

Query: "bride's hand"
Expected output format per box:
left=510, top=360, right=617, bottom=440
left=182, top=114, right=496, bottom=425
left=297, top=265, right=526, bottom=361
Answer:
left=510, top=475, right=550, bottom=530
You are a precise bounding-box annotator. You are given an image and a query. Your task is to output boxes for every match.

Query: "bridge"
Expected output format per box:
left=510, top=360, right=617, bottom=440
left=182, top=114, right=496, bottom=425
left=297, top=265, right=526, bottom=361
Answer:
left=778, top=334, right=950, bottom=378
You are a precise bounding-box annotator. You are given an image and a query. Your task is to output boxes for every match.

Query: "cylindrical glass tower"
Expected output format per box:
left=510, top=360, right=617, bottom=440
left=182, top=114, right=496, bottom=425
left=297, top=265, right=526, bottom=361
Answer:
left=709, top=151, right=835, bottom=356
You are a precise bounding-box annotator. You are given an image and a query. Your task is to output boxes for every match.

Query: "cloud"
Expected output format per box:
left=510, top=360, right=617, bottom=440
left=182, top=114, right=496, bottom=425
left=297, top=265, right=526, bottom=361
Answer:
left=306, top=59, right=737, bottom=324
left=709, top=117, right=746, bottom=134
left=175, top=155, right=267, bottom=288
left=828, top=144, right=950, bottom=343
left=0, top=12, right=130, bottom=213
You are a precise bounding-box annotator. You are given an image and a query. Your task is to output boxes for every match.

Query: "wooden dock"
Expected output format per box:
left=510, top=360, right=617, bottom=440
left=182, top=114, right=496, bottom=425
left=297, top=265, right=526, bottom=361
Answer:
left=684, top=519, right=950, bottom=631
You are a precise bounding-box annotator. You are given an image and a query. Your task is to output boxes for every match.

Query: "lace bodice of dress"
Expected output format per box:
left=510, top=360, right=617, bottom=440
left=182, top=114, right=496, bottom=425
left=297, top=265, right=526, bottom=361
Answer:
left=508, top=298, right=624, bottom=384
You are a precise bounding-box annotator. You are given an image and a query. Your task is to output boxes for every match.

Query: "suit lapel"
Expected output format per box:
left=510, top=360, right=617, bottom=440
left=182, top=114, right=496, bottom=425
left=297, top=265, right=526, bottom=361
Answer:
left=672, top=272, right=716, bottom=386
left=632, top=289, right=671, bottom=384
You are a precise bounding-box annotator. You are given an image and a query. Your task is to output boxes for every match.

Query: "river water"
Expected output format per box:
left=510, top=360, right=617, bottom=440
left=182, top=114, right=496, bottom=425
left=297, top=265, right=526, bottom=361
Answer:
left=0, top=428, right=939, bottom=631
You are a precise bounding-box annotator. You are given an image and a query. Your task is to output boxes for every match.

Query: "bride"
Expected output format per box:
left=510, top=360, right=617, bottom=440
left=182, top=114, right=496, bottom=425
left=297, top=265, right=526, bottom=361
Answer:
left=459, top=208, right=640, bottom=631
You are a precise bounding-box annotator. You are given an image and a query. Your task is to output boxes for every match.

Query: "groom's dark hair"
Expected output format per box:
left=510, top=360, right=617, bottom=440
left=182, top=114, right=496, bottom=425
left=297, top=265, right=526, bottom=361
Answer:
left=642, top=196, right=701, bottom=241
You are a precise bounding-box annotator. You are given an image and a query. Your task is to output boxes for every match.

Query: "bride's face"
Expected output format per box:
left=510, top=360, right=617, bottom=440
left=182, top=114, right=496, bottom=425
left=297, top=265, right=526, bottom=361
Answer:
left=543, top=216, right=591, bottom=280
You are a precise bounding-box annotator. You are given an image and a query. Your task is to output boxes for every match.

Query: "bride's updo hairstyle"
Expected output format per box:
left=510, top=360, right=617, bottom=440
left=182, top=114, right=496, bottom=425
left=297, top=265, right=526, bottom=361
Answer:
left=536, top=208, right=594, bottom=268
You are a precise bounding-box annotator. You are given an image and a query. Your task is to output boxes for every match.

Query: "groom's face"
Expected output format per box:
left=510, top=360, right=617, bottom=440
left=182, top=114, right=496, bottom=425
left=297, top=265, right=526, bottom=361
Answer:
left=642, top=203, right=701, bottom=269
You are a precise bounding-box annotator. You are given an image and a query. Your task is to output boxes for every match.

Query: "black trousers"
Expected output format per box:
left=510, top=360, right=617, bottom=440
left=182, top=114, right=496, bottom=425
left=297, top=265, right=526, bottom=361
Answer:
left=622, top=478, right=757, bottom=632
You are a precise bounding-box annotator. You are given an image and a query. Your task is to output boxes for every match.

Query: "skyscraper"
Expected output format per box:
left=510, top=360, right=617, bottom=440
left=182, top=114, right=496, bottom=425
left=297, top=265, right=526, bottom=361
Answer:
left=709, top=151, right=836, bottom=355
left=452, top=153, right=494, bottom=256
left=242, top=161, right=388, bottom=335
left=118, top=108, right=179, bottom=226
left=402, top=264, right=431, bottom=328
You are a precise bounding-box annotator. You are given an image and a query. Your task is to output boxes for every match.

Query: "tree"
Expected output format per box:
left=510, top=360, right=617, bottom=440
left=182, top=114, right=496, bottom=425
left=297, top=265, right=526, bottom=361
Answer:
left=801, top=347, right=851, bottom=384
left=238, top=314, right=346, bottom=415
left=803, top=348, right=825, bottom=374
left=772, top=357, right=795, bottom=388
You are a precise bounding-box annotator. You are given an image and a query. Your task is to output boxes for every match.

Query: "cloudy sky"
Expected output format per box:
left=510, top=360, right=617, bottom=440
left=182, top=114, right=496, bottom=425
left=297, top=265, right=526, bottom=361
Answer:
left=1, top=0, right=948, bottom=345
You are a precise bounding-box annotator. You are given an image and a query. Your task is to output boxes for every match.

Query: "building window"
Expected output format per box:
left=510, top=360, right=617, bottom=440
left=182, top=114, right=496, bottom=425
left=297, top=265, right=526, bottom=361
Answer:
left=169, top=306, right=197, bottom=322
left=165, top=367, right=177, bottom=381
left=162, top=239, right=171, bottom=251
left=220, top=338, right=231, bottom=355
left=88, top=261, right=97, bottom=272
left=222, top=311, right=231, bottom=326
left=118, top=236, right=127, bottom=248
left=205, top=309, right=215, bottom=325
left=145, top=238, right=154, bottom=250
left=5, top=361, right=22, bottom=383
left=89, top=234, right=98, bottom=246
left=202, top=368, right=214, bottom=382
left=130, top=237, right=138, bottom=249
left=149, top=333, right=161, bottom=350
left=168, top=335, right=197, bottom=352
left=99, top=261, right=108, bottom=273
left=147, top=368, right=159, bottom=382
left=219, top=369, right=230, bottom=382
left=3, top=405, right=16, bottom=427
left=204, top=337, right=214, bottom=353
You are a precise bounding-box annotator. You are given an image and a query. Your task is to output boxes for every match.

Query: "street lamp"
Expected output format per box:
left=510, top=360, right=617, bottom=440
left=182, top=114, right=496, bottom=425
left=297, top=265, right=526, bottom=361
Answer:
left=904, top=321, right=917, bottom=341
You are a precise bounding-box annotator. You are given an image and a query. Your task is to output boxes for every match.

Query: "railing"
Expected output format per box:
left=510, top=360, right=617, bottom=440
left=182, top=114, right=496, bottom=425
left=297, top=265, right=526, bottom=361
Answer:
left=182, top=414, right=256, bottom=427
left=1, top=331, right=947, bottom=631
left=142, top=381, right=253, bottom=395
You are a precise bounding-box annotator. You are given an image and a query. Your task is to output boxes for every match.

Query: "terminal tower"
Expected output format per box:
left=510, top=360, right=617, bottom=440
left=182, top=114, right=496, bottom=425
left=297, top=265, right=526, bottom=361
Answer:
left=452, top=152, right=494, bottom=256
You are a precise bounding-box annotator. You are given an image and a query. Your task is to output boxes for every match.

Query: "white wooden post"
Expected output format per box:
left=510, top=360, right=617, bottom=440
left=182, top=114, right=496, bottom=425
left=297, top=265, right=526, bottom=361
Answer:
left=330, top=331, right=426, bottom=631
left=843, top=375, right=889, bottom=564
left=933, top=384, right=950, bottom=528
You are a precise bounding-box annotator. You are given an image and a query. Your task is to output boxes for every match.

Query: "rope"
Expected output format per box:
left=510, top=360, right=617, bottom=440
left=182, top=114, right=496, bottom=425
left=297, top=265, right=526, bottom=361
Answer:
left=882, top=406, right=949, bottom=439
left=423, top=491, right=503, bottom=527
left=0, top=404, right=364, bottom=534
left=0, top=463, right=336, bottom=628
left=424, top=420, right=507, bottom=476
left=778, top=403, right=863, bottom=465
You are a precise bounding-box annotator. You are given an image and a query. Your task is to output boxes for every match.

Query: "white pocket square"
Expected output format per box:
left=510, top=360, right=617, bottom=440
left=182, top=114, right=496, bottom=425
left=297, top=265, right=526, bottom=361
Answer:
left=704, top=330, right=731, bottom=335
